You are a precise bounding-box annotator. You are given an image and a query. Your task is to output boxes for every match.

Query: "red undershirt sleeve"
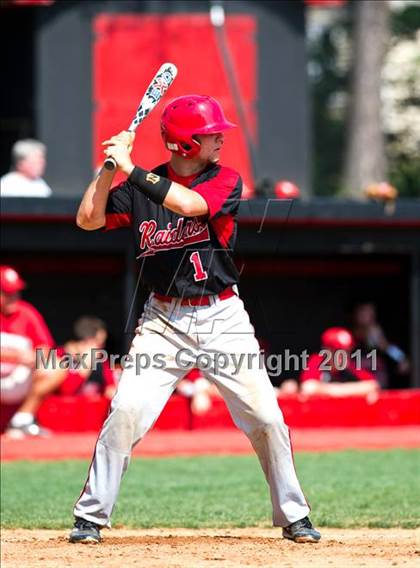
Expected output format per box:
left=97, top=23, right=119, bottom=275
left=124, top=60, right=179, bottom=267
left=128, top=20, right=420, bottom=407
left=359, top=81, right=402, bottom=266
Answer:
left=192, top=168, right=242, bottom=220
left=104, top=181, right=133, bottom=230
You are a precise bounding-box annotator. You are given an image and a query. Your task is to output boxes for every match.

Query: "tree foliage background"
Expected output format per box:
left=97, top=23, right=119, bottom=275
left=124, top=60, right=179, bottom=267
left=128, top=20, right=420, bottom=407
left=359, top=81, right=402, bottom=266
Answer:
left=308, top=1, right=420, bottom=197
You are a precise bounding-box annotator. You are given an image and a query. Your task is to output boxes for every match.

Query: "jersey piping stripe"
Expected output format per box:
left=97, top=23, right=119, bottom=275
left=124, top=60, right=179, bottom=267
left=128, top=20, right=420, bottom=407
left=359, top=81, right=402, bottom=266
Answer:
left=105, top=212, right=133, bottom=230
left=210, top=214, right=235, bottom=249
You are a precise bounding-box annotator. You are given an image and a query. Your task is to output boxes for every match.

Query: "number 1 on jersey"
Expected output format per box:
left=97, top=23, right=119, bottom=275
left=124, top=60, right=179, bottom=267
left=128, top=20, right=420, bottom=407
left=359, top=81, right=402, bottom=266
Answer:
left=189, top=251, right=208, bottom=282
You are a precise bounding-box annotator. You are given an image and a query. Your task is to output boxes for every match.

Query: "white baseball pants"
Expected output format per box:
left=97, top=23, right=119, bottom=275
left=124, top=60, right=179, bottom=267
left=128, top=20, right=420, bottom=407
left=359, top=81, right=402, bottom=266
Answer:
left=74, top=291, right=310, bottom=527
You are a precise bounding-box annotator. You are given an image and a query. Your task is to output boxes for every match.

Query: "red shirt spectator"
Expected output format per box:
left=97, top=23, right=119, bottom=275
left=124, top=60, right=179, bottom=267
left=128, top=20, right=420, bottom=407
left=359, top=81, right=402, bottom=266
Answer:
left=1, top=267, right=54, bottom=406
left=299, top=328, right=379, bottom=399
left=300, top=353, right=376, bottom=382
left=53, top=316, right=118, bottom=400
left=55, top=345, right=117, bottom=397
left=1, top=300, right=53, bottom=362
left=1, top=265, right=55, bottom=437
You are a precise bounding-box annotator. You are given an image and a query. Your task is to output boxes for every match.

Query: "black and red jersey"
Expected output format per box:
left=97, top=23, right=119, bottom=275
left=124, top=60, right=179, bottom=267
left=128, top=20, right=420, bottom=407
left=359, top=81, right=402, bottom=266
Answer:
left=104, top=162, right=242, bottom=297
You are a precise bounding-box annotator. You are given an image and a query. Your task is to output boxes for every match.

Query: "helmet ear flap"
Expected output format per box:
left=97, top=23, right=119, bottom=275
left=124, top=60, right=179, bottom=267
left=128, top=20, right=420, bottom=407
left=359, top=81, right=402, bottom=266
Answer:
left=179, top=136, right=201, bottom=158
left=162, top=130, right=201, bottom=158
left=184, top=134, right=202, bottom=153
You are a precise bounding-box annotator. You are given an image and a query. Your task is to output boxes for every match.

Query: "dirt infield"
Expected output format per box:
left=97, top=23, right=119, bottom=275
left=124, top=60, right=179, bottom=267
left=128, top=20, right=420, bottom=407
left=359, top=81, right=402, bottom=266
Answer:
left=2, top=426, right=420, bottom=461
left=2, top=528, right=419, bottom=568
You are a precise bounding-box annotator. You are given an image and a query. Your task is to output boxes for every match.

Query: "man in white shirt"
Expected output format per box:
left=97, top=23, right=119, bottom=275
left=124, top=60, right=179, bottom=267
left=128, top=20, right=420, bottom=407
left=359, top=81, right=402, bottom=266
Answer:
left=0, top=139, right=52, bottom=198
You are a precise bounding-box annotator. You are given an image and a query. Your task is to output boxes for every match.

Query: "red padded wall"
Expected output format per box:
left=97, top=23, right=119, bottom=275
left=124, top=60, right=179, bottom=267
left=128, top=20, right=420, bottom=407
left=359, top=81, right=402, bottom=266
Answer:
left=93, top=13, right=257, bottom=188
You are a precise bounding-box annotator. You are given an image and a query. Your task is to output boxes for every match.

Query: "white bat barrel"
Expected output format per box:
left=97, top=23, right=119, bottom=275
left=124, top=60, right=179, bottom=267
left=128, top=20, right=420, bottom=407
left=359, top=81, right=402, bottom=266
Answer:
left=103, top=63, right=177, bottom=171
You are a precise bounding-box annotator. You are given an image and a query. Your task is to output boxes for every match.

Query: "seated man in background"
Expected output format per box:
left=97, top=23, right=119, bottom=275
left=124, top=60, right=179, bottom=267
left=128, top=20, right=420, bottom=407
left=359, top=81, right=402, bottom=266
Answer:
left=352, top=302, right=410, bottom=388
left=300, top=327, right=379, bottom=399
left=54, top=316, right=117, bottom=399
left=0, top=266, right=55, bottom=436
left=0, top=139, right=52, bottom=198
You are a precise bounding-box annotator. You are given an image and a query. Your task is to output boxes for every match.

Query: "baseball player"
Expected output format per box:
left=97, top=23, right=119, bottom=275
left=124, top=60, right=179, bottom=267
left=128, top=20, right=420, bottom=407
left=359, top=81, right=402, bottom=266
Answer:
left=1, top=265, right=55, bottom=437
left=300, top=327, right=379, bottom=394
left=69, top=95, right=320, bottom=544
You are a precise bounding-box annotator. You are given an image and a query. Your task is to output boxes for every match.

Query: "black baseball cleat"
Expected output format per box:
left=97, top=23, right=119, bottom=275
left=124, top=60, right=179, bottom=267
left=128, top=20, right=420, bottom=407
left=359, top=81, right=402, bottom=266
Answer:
left=69, top=517, right=102, bottom=543
left=282, top=516, right=321, bottom=543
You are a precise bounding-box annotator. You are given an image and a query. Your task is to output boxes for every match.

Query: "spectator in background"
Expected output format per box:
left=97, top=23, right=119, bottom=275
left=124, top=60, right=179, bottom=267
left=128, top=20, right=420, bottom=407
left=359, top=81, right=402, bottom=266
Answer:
left=299, top=327, right=379, bottom=400
left=54, top=316, right=117, bottom=399
left=176, top=368, right=221, bottom=416
left=0, top=265, right=55, bottom=437
left=352, top=302, right=410, bottom=388
left=0, top=139, right=52, bottom=197
left=2, top=312, right=117, bottom=438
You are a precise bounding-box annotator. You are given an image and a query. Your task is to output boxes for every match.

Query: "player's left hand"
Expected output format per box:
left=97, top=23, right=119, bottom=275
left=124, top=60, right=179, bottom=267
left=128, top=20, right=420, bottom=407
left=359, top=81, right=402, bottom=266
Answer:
left=103, top=131, right=135, bottom=152
left=103, top=143, right=134, bottom=175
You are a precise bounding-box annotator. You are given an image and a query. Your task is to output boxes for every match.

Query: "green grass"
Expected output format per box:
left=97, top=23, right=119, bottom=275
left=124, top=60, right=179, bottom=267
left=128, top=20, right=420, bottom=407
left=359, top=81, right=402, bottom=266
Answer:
left=1, top=450, right=419, bottom=529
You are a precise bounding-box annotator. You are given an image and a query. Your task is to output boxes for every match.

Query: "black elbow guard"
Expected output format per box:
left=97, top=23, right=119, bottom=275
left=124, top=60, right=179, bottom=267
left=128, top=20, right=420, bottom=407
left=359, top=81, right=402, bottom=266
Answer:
left=128, top=166, right=171, bottom=205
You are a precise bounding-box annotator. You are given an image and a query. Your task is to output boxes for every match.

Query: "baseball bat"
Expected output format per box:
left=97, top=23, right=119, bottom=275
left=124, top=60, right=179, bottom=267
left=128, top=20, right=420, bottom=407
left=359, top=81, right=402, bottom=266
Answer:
left=103, top=62, right=178, bottom=171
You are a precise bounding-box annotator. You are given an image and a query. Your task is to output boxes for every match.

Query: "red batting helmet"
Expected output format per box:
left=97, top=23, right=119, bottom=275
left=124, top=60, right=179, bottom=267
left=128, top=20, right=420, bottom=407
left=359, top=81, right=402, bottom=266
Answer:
left=321, top=327, right=355, bottom=351
left=274, top=180, right=301, bottom=199
left=0, top=266, right=26, bottom=294
left=161, top=95, right=236, bottom=158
